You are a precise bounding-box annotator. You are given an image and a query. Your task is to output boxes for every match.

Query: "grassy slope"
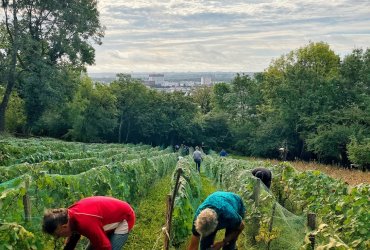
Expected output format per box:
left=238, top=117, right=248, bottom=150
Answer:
left=125, top=175, right=172, bottom=250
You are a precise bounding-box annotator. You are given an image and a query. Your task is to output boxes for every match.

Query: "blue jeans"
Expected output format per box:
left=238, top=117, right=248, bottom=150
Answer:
left=85, top=232, right=129, bottom=250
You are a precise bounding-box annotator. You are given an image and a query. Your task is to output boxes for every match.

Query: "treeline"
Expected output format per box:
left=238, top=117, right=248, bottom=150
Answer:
left=0, top=1, right=369, bottom=168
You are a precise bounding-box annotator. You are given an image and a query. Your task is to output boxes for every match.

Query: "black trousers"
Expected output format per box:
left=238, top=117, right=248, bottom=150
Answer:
left=194, top=159, right=201, bottom=173
left=200, top=229, right=237, bottom=250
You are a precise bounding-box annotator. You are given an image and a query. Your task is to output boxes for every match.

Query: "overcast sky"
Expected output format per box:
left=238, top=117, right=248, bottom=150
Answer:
left=86, top=0, right=370, bottom=74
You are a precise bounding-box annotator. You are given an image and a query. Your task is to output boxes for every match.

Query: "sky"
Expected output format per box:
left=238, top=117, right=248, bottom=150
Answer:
left=86, top=0, right=370, bottom=74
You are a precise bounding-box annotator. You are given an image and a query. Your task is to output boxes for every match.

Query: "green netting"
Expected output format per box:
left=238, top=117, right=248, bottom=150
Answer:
left=203, top=157, right=300, bottom=248
left=172, top=157, right=203, bottom=246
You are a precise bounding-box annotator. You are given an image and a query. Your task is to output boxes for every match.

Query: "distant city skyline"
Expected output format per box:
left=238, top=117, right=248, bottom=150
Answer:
left=86, top=0, right=370, bottom=74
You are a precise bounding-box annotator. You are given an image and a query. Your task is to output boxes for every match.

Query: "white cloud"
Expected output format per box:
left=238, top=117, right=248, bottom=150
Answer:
left=87, top=0, right=370, bottom=73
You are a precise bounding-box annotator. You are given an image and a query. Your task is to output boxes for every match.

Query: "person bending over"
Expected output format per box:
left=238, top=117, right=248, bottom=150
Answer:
left=42, top=196, right=135, bottom=250
left=188, top=191, right=245, bottom=250
left=251, top=167, right=272, bottom=189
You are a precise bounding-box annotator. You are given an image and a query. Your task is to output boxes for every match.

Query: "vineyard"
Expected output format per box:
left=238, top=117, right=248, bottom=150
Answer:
left=0, top=137, right=369, bottom=249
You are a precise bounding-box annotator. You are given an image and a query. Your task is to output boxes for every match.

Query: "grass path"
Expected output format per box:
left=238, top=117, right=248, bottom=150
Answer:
left=125, top=172, right=247, bottom=250
left=125, top=175, right=172, bottom=250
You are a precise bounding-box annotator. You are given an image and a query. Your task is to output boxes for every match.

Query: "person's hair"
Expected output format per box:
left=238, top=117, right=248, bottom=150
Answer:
left=42, top=208, right=68, bottom=235
left=255, top=170, right=271, bottom=188
left=194, top=208, right=218, bottom=237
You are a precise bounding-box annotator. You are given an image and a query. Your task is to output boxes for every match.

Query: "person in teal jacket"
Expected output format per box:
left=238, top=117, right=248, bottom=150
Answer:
left=188, top=191, right=246, bottom=250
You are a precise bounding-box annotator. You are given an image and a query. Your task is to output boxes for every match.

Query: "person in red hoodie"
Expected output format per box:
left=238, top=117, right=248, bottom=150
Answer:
left=42, top=196, right=135, bottom=250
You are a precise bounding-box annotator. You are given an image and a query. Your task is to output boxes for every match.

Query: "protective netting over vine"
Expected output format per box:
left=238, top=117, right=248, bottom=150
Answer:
left=201, top=156, right=369, bottom=250
left=201, top=157, right=306, bottom=249
left=0, top=138, right=178, bottom=249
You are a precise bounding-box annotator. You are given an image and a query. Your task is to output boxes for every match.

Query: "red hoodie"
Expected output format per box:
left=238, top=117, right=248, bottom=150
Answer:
left=64, top=196, right=135, bottom=250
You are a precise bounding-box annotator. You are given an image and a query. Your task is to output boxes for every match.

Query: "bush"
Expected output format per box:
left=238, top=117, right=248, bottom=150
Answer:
left=347, top=137, right=370, bottom=170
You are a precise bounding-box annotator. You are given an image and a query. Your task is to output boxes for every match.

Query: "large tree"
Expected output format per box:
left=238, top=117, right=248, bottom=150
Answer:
left=0, top=0, right=104, bottom=132
left=257, top=42, right=341, bottom=159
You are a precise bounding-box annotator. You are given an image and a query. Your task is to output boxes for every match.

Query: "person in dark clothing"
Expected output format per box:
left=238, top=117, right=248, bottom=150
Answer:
left=219, top=149, right=228, bottom=157
left=251, top=168, right=272, bottom=189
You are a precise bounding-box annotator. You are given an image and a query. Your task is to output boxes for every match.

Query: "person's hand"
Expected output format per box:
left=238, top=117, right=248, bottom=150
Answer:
left=210, top=241, right=224, bottom=250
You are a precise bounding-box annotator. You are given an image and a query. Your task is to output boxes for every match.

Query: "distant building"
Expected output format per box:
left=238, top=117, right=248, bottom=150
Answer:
left=201, top=76, right=212, bottom=85
left=148, top=73, right=165, bottom=86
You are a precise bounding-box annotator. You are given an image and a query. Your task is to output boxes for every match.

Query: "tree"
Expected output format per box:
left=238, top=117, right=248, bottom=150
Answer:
left=256, top=42, right=341, bottom=159
left=0, top=86, right=26, bottom=133
left=211, top=82, right=231, bottom=111
left=227, top=74, right=260, bottom=125
left=200, top=112, right=232, bottom=150
left=66, top=76, right=117, bottom=142
left=110, top=74, right=149, bottom=143
left=0, top=0, right=104, bottom=132
left=347, top=137, right=370, bottom=171
left=191, top=85, right=212, bottom=114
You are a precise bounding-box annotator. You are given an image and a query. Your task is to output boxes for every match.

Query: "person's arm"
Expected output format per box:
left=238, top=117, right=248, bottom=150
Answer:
left=188, top=235, right=200, bottom=250
left=63, top=233, right=81, bottom=250
left=211, top=221, right=245, bottom=250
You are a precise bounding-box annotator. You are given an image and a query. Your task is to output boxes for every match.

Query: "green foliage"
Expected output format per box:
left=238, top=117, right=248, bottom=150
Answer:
left=171, top=158, right=203, bottom=246
left=0, top=137, right=177, bottom=249
left=306, top=125, right=353, bottom=163
left=272, top=163, right=370, bottom=249
left=199, top=112, right=233, bottom=150
left=191, top=85, right=213, bottom=114
left=201, top=156, right=369, bottom=249
left=347, top=137, right=370, bottom=170
left=202, top=157, right=306, bottom=250
left=0, top=0, right=104, bottom=132
left=0, top=87, right=26, bottom=133
left=67, top=77, right=117, bottom=142
left=0, top=223, right=40, bottom=250
left=211, top=82, right=231, bottom=111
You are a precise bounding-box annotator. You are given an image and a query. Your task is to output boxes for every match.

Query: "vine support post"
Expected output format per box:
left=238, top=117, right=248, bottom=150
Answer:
left=307, top=213, right=316, bottom=250
left=23, top=178, right=31, bottom=223
left=252, top=178, right=261, bottom=206
left=266, top=203, right=277, bottom=250
left=164, top=194, right=172, bottom=250
left=164, top=167, right=183, bottom=250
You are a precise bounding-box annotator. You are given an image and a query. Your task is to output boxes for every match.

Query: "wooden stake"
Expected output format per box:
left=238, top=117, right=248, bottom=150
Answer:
left=164, top=168, right=183, bottom=250
left=164, top=194, right=172, bottom=250
left=253, top=178, right=261, bottom=206
left=307, top=213, right=316, bottom=230
left=23, top=178, right=31, bottom=222
left=307, top=213, right=316, bottom=250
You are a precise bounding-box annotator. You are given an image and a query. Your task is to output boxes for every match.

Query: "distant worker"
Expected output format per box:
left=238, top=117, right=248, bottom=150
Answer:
left=252, top=167, right=272, bottom=189
left=175, top=144, right=180, bottom=151
left=193, top=146, right=203, bottom=173
left=182, top=144, right=189, bottom=156
left=188, top=191, right=245, bottom=250
left=42, top=196, right=135, bottom=250
left=219, top=149, right=228, bottom=157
